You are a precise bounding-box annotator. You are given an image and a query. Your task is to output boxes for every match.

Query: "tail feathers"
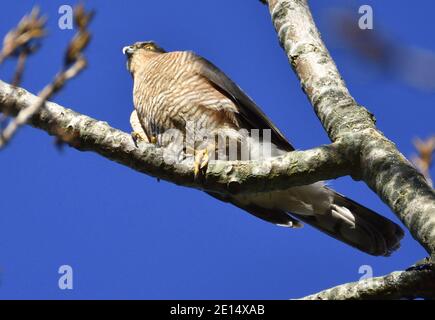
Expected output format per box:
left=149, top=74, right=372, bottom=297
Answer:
left=291, top=190, right=404, bottom=256
left=207, top=186, right=404, bottom=256
left=206, top=191, right=303, bottom=228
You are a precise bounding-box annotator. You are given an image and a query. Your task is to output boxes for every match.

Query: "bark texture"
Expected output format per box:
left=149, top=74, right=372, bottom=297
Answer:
left=0, top=79, right=351, bottom=196
left=1, top=0, right=434, bottom=300
left=300, top=263, right=435, bottom=300
left=265, top=0, right=435, bottom=257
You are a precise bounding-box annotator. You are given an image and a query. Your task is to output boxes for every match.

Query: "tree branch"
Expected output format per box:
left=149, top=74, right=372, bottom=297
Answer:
left=1, top=0, right=434, bottom=300
left=264, top=0, right=435, bottom=257
left=298, top=263, right=435, bottom=300
left=0, top=79, right=351, bottom=196
left=0, top=58, right=86, bottom=148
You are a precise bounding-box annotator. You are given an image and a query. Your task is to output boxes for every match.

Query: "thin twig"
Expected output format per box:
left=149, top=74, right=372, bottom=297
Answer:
left=0, top=7, right=45, bottom=86
left=0, top=4, right=93, bottom=149
left=11, top=49, right=29, bottom=86
left=0, top=58, right=87, bottom=148
left=0, top=7, right=45, bottom=65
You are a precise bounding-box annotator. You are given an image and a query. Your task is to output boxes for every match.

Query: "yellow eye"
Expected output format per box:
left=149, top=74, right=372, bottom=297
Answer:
left=145, top=44, right=154, bottom=50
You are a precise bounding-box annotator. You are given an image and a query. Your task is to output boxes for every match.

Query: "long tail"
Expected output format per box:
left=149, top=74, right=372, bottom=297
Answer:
left=291, top=188, right=404, bottom=256
left=230, top=184, right=404, bottom=256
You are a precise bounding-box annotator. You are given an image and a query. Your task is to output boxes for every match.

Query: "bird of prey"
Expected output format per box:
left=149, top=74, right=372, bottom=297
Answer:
left=123, top=41, right=404, bottom=256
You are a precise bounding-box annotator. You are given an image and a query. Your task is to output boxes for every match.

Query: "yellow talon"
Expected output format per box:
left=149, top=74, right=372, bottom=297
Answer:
left=150, top=135, right=157, bottom=144
left=131, top=131, right=145, bottom=145
left=194, top=163, right=200, bottom=178
left=194, top=148, right=209, bottom=179
left=200, top=150, right=209, bottom=169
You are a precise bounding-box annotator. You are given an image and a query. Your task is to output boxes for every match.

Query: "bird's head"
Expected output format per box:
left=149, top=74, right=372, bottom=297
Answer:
left=122, top=41, right=166, bottom=74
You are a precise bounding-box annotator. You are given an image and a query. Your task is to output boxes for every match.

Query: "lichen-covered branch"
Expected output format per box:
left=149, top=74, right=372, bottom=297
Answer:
left=299, top=263, right=435, bottom=300
left=0, top=79, right=351, bottom=196
left=267, top=0, right=376, bottom=140
left=0, top=58, right=86, bottom=149
left=264, top=0, right=435, bottom=257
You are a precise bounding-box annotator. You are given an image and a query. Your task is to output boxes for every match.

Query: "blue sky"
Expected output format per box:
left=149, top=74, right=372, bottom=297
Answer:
left=0, top=0, right=433, bottom=299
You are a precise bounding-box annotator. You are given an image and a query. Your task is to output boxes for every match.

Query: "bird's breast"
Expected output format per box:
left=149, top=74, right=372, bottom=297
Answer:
left=132, top=51, right=237, bottom=146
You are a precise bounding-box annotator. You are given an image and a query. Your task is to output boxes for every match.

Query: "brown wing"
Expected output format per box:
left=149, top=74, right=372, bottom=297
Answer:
left=194, top=54, right=294, bottom=152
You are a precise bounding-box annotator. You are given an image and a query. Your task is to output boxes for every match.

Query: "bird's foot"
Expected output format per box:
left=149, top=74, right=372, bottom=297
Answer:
left=150, top=135, right=157, bottom=144
left=194, top=148, right=209, bottom=179
left=131, top=131, right=147, bottom=146
left=131, top=131, right=158, bottom=147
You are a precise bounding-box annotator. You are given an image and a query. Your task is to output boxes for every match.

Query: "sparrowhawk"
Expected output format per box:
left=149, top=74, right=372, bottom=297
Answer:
left=123, top=41, right=404, bottom=256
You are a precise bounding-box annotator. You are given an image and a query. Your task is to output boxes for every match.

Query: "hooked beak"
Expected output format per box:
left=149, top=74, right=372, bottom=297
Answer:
left=122, top=46, right=134, bottom=57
